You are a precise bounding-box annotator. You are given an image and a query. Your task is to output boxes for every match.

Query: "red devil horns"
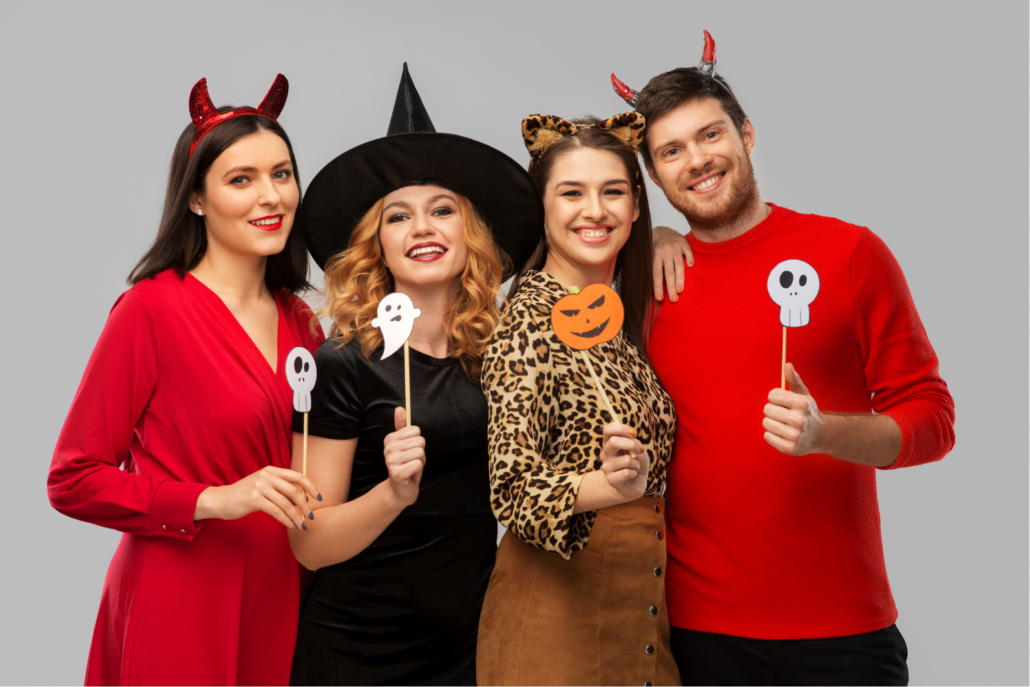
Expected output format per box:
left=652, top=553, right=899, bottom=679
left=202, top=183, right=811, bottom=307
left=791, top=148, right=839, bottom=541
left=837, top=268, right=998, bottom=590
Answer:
left=611, top=73, right=639, bottom=108
left=187, top=74, right=289, bottom=157
left=698, top=30, right=716, bottom=76
left=258, top=74, right=289, bottom=120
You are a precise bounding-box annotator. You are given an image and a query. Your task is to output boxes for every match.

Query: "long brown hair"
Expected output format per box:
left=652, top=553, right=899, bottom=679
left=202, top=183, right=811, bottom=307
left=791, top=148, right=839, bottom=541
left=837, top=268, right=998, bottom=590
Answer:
left=128, top=108, right=311, bottom=293
left=321, top=193, right=508, bottom=382
left=511, top=119, right=656, bottom=356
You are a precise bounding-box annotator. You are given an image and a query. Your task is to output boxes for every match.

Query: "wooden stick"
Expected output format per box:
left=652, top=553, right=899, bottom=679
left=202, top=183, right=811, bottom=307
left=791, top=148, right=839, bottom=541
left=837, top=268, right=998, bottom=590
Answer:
left=579, top=350, right=620, bottom=426
left=781, top=326, right=787, bottom=390
left=302, top=412, right=309, bottom=476
left=404, top=340, right=411, bottom=427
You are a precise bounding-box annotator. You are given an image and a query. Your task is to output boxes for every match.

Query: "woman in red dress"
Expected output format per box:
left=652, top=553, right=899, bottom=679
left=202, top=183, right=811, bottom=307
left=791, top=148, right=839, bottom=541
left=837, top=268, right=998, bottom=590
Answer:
left=47, top=75, right=323, bottom=685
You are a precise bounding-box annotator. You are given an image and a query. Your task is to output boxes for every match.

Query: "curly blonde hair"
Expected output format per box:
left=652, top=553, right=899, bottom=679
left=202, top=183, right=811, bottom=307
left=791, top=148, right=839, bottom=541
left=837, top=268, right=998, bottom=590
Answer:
left=321, top=193, right=508, bottom=381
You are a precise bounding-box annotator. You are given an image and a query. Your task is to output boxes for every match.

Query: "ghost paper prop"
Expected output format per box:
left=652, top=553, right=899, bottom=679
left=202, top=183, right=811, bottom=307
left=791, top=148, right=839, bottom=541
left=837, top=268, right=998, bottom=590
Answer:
left=371, top=293, right=422, bottom=359
left=285, top=347, right=317, bottom=413
left=767, top=260, right=820, bottom=327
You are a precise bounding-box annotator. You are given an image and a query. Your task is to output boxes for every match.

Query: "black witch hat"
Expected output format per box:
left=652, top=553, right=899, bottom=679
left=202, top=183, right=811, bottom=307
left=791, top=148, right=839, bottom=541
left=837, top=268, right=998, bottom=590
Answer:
left=297, top=63, right=543, bottom=274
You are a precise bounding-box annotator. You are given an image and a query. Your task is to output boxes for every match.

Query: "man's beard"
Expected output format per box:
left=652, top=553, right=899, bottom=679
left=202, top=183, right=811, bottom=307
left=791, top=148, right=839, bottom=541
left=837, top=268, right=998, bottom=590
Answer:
left=666, top=152, right=759, bottom=231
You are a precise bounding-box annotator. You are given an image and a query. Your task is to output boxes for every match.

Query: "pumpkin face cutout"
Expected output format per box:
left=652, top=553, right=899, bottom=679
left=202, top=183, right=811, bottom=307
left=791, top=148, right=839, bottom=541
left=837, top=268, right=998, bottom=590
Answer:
left=551, top=283, right=625, bottom=350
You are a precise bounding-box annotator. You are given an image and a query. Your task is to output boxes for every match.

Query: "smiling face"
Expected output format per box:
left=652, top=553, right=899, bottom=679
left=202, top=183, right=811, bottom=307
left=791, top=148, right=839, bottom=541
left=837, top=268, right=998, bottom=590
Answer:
left=645, top=97, right=758, bottom=230
left=541, top=146, right=640, bottom=277
left=189, top=129, right=299, bottom=259
left=378, top=183, right=469, bottom=293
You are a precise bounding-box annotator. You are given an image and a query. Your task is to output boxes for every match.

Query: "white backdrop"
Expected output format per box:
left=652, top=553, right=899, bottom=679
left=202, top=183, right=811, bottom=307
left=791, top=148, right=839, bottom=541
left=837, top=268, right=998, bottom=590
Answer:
left=0, top=2, right=1026, bottom=684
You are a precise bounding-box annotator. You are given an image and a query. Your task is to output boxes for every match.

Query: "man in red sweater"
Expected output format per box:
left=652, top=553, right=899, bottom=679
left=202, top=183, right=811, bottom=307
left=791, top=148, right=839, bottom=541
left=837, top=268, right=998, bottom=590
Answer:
left=626, top=52, right=956, bottom=685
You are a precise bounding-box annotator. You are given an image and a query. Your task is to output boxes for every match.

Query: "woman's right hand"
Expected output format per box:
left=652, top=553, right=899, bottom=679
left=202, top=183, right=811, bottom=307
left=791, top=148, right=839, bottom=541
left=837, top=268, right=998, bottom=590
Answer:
left=194, top=467, right=319, bottom=530
left=383, top=407, right=426, bottom=507
left=599, top=423, right=650, bottom=502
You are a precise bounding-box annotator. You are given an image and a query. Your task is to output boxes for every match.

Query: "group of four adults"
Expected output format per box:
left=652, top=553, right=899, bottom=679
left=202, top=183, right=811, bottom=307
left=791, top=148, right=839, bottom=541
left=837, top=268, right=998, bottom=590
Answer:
left=49, top=36, right=954, bottom=687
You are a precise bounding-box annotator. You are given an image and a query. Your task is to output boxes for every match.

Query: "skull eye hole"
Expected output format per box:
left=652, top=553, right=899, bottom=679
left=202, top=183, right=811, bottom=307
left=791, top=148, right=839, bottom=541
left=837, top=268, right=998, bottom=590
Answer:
left=588, top=295, right=605, bottom=309
left=560, top=309, right=580, bottom=317
left=779, top=271, right=793, bottom=289
left=294, top=357, right=303, bottom=374
left=304, top=362, right=310, bottom=372
left=799, top=275, right=808, bottom=287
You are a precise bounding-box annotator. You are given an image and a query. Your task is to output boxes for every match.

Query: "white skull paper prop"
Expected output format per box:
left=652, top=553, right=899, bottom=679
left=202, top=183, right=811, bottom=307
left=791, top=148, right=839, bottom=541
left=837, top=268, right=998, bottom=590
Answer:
left=371, top=293, right=422, bottom=360
left=767, top=260, right=820, bottom=327
left=285, top=347, right=317, bottom=413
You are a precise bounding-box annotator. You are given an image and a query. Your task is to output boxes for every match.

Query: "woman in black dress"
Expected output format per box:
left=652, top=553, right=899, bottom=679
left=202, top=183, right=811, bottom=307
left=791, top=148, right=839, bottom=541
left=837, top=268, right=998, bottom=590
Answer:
left=286, top=65, right=542, bottom=685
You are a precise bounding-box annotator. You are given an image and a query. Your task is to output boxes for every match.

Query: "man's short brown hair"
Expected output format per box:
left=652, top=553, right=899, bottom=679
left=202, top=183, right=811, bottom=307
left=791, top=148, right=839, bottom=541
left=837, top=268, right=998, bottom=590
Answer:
left=635, top=68, right=748, bottom=169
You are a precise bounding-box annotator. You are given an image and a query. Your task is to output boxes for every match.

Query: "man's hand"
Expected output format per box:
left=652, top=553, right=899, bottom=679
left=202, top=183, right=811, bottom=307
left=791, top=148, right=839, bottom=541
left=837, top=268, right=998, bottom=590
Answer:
left=763, top=363, right=826, bottom=455
left=652, top=226, right=694, bottom=302
left=762, top=363, right=902, bottom=467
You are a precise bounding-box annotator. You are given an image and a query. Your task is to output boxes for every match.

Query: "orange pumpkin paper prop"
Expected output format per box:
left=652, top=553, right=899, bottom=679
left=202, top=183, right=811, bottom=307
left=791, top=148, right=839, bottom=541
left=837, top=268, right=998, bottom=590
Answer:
left=551, top=283, right=625, bottom=351
left=551, top=284, right=624, bottom=424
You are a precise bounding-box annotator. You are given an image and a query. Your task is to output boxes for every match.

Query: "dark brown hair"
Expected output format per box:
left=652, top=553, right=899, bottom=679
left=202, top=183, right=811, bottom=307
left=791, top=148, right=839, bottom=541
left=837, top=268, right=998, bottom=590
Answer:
left=128, top=108, right=311, bottom=293
left=511, top=119, right=656, bottom=356
left=635, top=68, right=748, bottom=169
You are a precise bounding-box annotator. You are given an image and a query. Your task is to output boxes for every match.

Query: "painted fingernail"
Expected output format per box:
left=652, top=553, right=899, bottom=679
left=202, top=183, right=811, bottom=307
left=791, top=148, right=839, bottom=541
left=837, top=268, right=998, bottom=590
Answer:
left=301, top=522, right=308, bottom=531
left=291, top=522, right=297, bottom=529
left=670, top=295, right=678, bottom=302
left=677, top=284, right=683, bottom=291
left=656, top=294, right=663, bottom=301
left=308, top=511, right=315, bottom=520
left=316, top=492, right=323, bottom=502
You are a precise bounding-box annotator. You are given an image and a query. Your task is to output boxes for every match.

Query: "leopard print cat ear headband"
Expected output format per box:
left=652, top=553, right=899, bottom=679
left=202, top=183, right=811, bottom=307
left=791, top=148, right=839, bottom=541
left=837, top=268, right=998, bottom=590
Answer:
left=521, top=111, right=646, bottom=164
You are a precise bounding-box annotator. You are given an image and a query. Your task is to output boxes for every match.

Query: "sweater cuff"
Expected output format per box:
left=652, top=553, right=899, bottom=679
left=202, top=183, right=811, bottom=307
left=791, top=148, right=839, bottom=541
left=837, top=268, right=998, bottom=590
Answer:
left=150, top=480, right=209, bottom=540
left=878, top=410, right=912, bottom=470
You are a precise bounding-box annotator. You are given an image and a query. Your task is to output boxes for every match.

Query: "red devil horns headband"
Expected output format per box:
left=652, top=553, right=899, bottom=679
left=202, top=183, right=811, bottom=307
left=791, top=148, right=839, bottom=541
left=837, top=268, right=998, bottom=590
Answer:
left=611, top=30, right=717, bottom=107
left=188, top=74, right=289, bottom=157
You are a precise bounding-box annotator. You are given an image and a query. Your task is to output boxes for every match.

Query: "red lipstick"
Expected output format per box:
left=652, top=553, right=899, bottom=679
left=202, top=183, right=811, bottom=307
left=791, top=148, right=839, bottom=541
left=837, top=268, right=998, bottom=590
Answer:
left=249, top=214, right=284, bottom=231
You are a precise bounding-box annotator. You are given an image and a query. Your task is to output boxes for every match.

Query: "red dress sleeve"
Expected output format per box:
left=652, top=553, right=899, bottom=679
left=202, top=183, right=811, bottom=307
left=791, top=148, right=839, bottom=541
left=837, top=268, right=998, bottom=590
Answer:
left=48, top=289, right=209, bottom=540
left=849, top=228, right=956, bottom=469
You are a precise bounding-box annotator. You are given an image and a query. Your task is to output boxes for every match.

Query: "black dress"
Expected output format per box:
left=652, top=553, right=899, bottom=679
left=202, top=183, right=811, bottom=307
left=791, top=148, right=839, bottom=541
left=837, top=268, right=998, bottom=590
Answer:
left=290, top=338, right=496, bottom=686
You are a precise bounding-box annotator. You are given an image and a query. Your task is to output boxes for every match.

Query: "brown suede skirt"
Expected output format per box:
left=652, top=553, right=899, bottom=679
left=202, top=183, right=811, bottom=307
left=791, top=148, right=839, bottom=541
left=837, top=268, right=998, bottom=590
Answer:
left=477, top=497, right=681, bottom=686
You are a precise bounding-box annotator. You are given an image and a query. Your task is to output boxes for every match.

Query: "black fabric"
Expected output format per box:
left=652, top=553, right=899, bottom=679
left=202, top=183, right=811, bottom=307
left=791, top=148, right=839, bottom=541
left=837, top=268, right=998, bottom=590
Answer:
left=670, top=624, right=909, bottom=686
left=387, top=62, right=436, bottom=136
left=296, top=64, right=542, bottom=275
left=290, top=338, right=495, bottom=686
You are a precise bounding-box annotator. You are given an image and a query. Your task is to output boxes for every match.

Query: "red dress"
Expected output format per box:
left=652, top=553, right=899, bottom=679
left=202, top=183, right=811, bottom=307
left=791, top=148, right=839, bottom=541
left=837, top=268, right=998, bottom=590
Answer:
left=48, top=269, right=324, bottom=685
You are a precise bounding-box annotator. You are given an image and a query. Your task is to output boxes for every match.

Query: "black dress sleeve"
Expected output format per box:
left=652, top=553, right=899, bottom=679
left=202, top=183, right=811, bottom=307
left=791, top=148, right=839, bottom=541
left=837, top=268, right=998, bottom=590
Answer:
left=292, top=339, right=363, bottom=440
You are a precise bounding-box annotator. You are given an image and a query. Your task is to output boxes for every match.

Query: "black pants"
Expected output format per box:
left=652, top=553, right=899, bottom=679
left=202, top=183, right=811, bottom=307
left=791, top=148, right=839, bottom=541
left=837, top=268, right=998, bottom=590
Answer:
left=670, top=624, right=909, bottom=686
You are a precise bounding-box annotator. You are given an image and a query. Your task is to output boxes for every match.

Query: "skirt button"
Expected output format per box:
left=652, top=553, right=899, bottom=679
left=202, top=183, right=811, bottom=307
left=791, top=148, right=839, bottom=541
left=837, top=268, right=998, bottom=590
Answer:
left=653, top=504, right=662, bottom=514
left=649, top=605, right=658, bottom=616
left=645, top=645, right=655, bottom=655
left=653, top=567, right=662, bottom=577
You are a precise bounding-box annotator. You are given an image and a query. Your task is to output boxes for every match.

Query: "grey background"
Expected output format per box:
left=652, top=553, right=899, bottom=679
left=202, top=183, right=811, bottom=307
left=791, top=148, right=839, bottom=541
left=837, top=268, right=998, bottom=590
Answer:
left=1, top=1, right=1026, bottom=684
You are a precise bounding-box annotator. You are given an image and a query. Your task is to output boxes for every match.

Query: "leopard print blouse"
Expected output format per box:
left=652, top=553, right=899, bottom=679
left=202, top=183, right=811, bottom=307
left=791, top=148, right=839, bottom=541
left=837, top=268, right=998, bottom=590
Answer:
left=481, top=270, right=676, bottom=559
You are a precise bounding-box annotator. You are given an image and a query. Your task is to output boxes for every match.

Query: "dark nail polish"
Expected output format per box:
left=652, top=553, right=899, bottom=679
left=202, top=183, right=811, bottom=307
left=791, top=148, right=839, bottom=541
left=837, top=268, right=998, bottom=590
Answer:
left=316, top=492, right=323, bottom=502
left=308, top=511, right=315, bottom=520
left=301, top=522, right=308, bottom=531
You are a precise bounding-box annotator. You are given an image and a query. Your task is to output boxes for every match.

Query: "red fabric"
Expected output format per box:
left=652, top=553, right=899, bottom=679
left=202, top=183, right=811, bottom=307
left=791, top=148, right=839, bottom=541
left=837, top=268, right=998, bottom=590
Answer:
left=49, top=269, right=324, bottom=685
left=647, top=204, right=954, bottom=640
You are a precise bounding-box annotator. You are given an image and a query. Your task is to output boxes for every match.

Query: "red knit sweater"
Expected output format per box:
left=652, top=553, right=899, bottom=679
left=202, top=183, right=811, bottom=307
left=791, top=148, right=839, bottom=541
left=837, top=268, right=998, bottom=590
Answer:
left=647, top=204, right=955, bottom=640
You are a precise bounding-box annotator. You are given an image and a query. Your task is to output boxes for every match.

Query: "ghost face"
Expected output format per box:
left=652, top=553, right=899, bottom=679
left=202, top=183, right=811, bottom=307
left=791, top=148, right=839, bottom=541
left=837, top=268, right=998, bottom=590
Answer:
left=371, top=292, right=423, bottom=359
left=379, top=184, right=469, bottom=293
left=285, top=347, right=317, bottom=413
left=767, top=259, right=820, bottom=327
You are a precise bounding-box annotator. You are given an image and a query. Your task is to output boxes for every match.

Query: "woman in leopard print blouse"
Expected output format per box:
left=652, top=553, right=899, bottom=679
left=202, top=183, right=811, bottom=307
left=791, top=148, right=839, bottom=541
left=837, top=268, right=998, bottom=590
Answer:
left=477, top=115, right=681, bottom=686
